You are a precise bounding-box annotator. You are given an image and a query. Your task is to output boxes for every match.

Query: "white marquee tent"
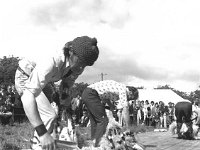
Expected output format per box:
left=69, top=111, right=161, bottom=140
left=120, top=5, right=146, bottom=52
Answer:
left=138, top=89, right=190, bottom=105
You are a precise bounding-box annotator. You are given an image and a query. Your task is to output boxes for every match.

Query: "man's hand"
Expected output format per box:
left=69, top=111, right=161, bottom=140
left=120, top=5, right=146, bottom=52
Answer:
left=39, top=132, right=56, bottom=150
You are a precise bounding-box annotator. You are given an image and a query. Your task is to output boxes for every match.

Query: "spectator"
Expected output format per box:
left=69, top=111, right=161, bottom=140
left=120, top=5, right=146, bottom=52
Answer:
left=136, top=100, right=142, bottom=125
left=80, top=109, right=89, bottom=127
left=143, top=100, right=150, bottom=125
left=168, top=102, right=175, bottom=124
left=158, top=101, right=165, bottom=128
left=4, top=95, right=14, bottom=112
left=140, top=100, right=144, bottom=124
left=150, top=101, right=155, bottom=110
left=71, top=95, right=83, bottom=124
left=6, top=85, right=15, bottom=105
left=150, top=101, right=155, bottom=125
left=163, top=105, right=169, bottom=128
left=146, top=106, right=151, bottom=126
left=154, top=102, right=160, bottom=128
left=129, top=100, right=137, bottom=126
left=151, top=101, right=157, bottom=127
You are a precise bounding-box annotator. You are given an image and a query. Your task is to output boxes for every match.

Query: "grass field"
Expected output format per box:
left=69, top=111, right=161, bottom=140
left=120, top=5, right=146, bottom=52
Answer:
left=0, top=121, right=34, bottom=150
left=0, top=121, right=154, bottom=150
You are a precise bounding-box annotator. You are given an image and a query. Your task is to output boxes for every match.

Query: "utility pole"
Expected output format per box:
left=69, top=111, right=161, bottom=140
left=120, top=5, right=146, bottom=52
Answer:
left=100, top=73, right=107, bottom=81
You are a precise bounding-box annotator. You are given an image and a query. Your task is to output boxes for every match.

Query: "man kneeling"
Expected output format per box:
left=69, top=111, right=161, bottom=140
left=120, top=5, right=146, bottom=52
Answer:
left=169, top=100, right=200, bottom=140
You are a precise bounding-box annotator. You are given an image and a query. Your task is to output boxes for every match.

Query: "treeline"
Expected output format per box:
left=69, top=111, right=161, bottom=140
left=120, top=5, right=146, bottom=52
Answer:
left=155, top=85, right=200, bottom=103
left=0, top=56, right=20, bottom=86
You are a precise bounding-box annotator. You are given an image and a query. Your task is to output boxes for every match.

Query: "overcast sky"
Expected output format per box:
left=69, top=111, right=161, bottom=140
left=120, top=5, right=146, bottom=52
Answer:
left=1, top=0, right=200, bottom=92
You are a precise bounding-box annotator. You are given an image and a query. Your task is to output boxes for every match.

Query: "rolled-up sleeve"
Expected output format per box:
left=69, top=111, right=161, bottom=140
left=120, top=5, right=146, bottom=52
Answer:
left=25, top=58, right=55, bottom=97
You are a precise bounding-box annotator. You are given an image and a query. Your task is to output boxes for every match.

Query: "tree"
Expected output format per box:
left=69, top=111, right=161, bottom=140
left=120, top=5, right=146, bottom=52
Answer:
left=135, top=86, right=144, bottom=89
left=0, top=56, right=20, bottom=85
left=188, top=89, right=200, bottom=103
left=154, top=84, right=171, bottom=89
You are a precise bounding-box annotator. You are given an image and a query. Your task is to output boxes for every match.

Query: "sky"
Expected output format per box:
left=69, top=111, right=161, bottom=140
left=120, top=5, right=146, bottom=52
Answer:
left=1, top=0, right=200, bottom=92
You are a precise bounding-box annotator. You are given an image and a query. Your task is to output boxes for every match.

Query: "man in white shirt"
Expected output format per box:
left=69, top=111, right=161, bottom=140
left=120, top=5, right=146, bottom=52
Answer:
left=15, top=36, right=99, bottom=150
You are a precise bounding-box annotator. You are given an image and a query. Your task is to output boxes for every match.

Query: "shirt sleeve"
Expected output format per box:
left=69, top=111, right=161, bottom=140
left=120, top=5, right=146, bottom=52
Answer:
left=25, top=58, right=55, bottom=97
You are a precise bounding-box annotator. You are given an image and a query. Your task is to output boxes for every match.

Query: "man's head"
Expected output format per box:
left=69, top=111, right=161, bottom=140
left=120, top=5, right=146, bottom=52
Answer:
left=145, top=100, right=149, bottom=104
left=64, top=36, right=99, bottom=73
left=126, top=86, right=139, bottom=101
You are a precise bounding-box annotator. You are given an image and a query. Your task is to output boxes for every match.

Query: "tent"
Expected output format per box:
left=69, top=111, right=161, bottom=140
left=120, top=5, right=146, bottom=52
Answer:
left=138, top=89, right=190, bottom=105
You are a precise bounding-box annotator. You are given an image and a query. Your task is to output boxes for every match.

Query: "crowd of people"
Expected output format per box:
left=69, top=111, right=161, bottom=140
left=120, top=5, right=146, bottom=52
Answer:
left=66, top=96, right=176, bottom=130
left=129, top=100, right=175, bottom=128
left=0, top=84, right=24, bottom=124
left=0, top=84, right=21, bottom=113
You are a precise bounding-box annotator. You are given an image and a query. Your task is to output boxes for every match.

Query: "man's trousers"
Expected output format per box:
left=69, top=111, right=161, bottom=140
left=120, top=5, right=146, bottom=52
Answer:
left=81, top=87, right=108, bottom=147
left=175, top=101, right=193, bottom=139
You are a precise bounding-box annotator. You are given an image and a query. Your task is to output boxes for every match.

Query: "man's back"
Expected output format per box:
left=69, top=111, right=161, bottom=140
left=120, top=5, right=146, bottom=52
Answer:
left=88, top=80, right=127, bottom=109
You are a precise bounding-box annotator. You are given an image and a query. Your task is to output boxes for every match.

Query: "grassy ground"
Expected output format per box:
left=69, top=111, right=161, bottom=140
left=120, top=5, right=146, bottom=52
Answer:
left=0, top=121, right=155, bottom=150
left=0, top=121, right=34, bottom=150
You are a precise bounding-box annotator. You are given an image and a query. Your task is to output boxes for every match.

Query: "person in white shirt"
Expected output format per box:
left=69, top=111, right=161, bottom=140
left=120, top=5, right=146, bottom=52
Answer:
left=81, top=80, right=138, bottom=147
left=15, top=36, right=99, bottom=150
